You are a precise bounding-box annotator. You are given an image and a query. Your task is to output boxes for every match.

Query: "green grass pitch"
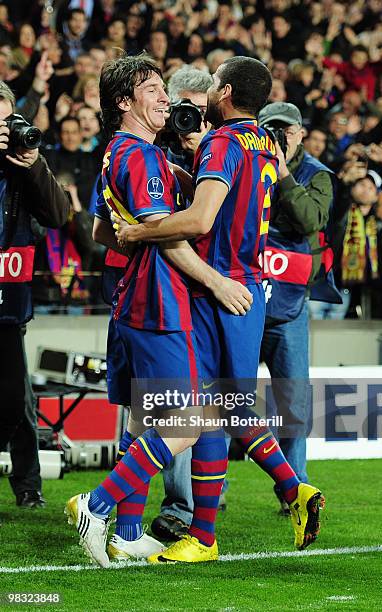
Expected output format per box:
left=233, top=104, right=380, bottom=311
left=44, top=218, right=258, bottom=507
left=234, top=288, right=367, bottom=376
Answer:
left=0, top=459, right=381, bottom=611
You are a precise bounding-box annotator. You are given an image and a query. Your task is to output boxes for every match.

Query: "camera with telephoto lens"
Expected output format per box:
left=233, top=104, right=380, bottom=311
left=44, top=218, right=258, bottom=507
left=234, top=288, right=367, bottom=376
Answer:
left=5, top=113, right=42, bottom=154
left=259, top=121, right=287, bottom=157
left=167, top=98, right=203, bottom=135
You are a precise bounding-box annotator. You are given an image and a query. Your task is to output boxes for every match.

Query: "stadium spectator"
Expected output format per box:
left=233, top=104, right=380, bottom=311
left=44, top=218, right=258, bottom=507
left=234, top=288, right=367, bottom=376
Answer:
left=271, top=14, right=305, bottom=63
left=44, top=116, right=98, bottom=209
left=166, top=14, right=188, bottom=60
left=72, top=73, right=100, bottom=111
left=304, top=128, right=328, bottom=161
left=325, top=111, right=357, bottom=170
left=125, top=12, right=147, bottom=56
left=323, top=45, right=382, bottom=101
left=186, top=33, right=204, bottom=63
left=33, top=173, right=95, bottom=314
left=61, top=8, right=91, bottom=61
left=244, top=14, right=273, bottom=65
left=77, top=104, right=101, bottom=153
left=339, top=169, right=382, bottom=318
left=0, top=3, right=14, bottom=47
left=147, top=30, right=168, bottom=72
left=100, top=16, right=126, bottom=51
left=271, top=59, right=289, bottom=84
left=56, top=0, right=103, bottom=34
left=89, top=45, right=107, bottom=75
left=269, top=78, right=287, bottom=103
left=11, top=23, right=37, bottom=71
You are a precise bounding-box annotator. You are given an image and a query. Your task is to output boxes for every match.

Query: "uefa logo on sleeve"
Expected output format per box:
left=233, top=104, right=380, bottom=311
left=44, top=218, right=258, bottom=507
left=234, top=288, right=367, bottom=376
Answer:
left=147, top=177, right=164, bottom=199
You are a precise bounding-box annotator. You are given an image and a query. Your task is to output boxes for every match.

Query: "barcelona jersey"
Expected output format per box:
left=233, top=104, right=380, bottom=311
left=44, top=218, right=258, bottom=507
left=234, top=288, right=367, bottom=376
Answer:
left=193, top=120, right=278, bottom=285
left=95, top=131, right=192, bottom=331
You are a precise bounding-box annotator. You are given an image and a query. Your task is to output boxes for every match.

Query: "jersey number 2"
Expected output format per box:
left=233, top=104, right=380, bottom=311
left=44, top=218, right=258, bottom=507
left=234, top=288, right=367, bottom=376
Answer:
left=259, top=162, right=277, bottom=236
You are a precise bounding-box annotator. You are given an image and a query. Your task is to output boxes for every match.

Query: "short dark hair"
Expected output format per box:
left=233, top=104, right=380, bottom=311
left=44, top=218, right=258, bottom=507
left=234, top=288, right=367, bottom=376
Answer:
left=100, top=53, right=162, bottom=137
left=59, top=116, right=80, bottom=132
left=218, top=56, right=272, bottom=116
left=351, top=44, right=369, bottom=58
left=68, top=8, right=86, bottom=19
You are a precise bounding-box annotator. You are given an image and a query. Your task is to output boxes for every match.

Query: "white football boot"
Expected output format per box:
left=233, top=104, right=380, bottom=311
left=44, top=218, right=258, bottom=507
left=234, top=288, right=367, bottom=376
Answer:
left=65, top=493, right=111, bottom=568
left=108, top=532, right=165, bottom=561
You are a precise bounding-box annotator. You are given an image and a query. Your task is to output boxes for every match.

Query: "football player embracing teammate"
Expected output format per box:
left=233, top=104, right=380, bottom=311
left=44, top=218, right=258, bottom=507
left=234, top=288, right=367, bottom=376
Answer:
left=116, top=56, right=325, bottom=563
left=64, top=53, right=254, bottom=568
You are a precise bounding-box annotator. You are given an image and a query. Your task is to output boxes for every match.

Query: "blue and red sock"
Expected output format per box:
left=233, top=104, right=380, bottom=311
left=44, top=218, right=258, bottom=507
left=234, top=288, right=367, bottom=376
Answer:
left=88, top=429, right=172, bottom=518
left=115, top=483, right=149, bottom=541
left=188, top=431, right=228, bottom=547
left=113, top=430, right=149, bottom=541
left=241, top=426, right=299, bottom=503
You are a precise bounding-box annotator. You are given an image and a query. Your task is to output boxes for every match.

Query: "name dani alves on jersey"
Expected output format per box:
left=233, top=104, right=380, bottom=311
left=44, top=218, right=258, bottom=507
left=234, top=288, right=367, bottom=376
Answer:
left=234, top=131, right=276, bottom=155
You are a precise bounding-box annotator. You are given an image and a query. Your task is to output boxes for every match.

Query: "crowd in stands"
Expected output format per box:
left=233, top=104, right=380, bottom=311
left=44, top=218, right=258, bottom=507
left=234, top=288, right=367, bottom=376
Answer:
left=0, top=0, right=381, bottom=317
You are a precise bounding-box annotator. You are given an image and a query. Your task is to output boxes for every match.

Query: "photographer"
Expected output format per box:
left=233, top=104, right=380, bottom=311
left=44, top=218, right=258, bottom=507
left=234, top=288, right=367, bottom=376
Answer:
left=258, top=101, right=334, bottom=514
left=0, top=81, right=69, bottom=506
left=163, top=64, right=212, bottom=172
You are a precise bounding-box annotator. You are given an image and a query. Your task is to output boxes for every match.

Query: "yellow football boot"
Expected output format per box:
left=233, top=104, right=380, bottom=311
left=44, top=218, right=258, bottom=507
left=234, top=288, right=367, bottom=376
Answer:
left=289, top=483, right=325, bottom=550
left=148, top=534, right=218, bottom=563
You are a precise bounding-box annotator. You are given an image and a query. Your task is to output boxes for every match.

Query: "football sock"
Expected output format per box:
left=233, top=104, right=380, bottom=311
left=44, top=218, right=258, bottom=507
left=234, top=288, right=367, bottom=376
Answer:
left=188, top=430, right=228, bottom=547
left=88, top=429, right=173, bottom=518
left=241, top=425, right=299, bottom=504
left=114, top=430, right=148, bottom=541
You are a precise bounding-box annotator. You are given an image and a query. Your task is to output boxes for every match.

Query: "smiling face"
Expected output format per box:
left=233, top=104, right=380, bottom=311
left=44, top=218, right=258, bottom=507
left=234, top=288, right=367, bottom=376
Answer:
left=120, top=71, right=169, bottom=140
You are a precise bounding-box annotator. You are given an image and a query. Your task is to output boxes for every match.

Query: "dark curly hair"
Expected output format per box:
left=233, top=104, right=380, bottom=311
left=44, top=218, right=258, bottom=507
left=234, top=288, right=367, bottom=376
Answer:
left=100, top=52, right=162, bottom=138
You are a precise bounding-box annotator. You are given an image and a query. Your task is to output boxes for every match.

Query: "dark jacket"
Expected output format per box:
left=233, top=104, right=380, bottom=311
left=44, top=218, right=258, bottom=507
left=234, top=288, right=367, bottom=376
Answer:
left=0, top=154, right=69, bottom=324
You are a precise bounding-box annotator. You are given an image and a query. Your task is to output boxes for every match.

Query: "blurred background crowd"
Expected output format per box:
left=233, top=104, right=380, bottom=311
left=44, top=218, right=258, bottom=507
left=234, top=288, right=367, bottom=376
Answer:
left=1, top=0, right=382, bottom=318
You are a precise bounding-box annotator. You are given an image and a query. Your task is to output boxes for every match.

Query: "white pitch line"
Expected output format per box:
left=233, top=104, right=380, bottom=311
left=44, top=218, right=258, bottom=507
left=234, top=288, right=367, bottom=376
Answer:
left=0, top=545, right=381, bottom=574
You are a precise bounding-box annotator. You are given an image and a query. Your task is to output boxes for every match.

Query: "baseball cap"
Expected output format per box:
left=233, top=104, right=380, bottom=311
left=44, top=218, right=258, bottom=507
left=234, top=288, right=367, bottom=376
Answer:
left=259, top=102, right=302, bottom=127
left=365, top=169, right=382, bottom=192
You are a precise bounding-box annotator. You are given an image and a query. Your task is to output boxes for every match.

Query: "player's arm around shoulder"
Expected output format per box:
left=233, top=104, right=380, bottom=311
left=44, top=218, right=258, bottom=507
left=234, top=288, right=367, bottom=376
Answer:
left=113, top=175, right=229, bottom=243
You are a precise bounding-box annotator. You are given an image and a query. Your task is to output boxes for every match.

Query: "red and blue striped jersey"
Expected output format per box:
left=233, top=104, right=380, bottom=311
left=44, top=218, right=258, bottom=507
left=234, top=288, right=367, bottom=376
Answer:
left=96, top=131, right=192, bottom=331
left=193, top=120, right=278, bottom=285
